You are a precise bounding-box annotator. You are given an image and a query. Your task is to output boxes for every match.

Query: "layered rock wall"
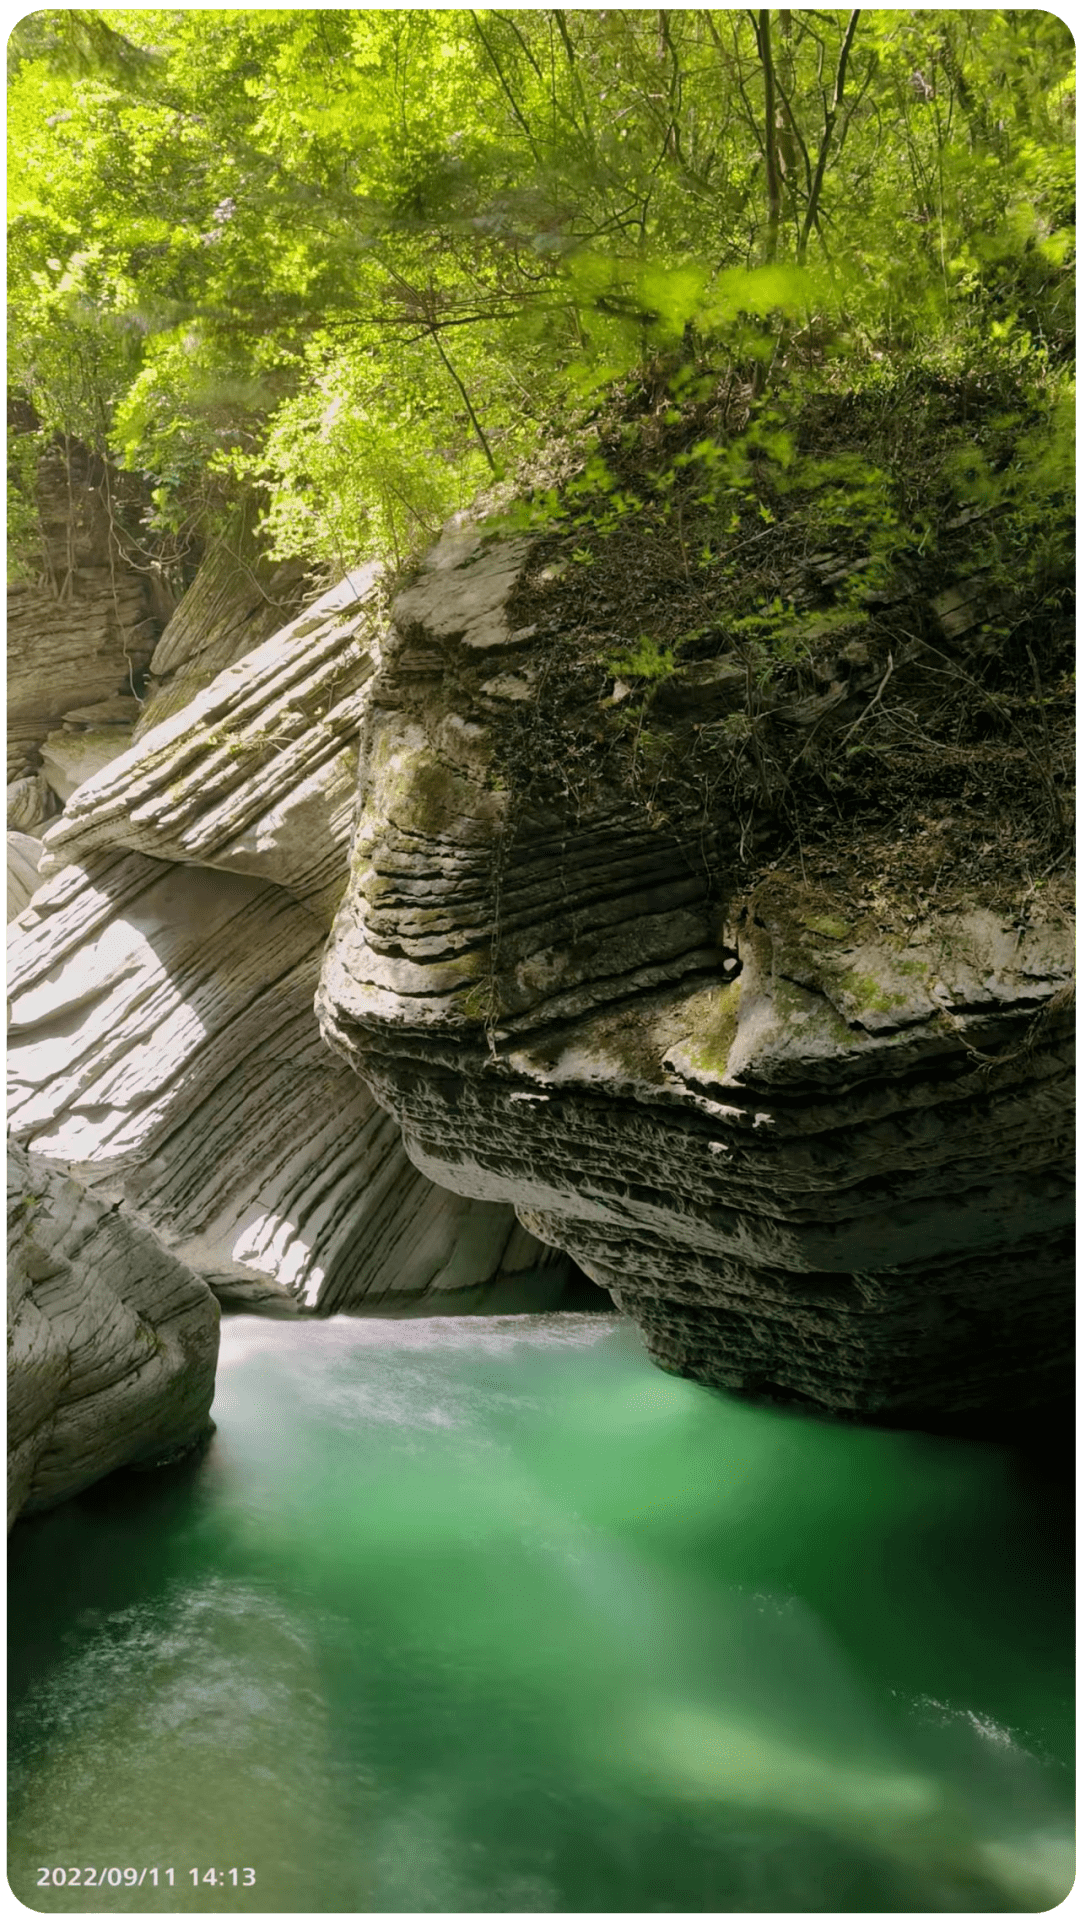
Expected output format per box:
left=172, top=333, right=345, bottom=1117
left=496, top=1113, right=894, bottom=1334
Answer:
left=38, top=564, right=382, bottom=925
left=317, top=525, right=1075, bottom=1426
left=7, top=441, right=167, bottom=781
left=8, top=1141, right=219, bottom=1526
left=131, top=515, right=308, bottom=737
left=10, top=559, right=580, bottom=1322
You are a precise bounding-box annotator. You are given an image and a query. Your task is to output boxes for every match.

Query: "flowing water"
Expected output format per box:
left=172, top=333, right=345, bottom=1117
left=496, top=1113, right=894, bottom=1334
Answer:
left=8, top=1313, right=1074, bottom=1913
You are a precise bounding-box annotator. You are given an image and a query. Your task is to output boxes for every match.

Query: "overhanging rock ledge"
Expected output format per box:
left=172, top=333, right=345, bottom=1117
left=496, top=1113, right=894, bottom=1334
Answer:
left=317, top=524, right=1075, bottom=1429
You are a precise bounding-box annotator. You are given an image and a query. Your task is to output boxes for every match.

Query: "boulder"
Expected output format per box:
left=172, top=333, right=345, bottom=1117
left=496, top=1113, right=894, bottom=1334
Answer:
left=317, top=525, right=1075, bottom=1428
left=8, top=1139, right=219, bottom=1526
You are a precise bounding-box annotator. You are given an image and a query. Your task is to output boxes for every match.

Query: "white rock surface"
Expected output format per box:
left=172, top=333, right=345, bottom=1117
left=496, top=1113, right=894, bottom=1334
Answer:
left=8, top=847, right=574, bottom=1316
left=8, top=1140, right=219, bottom=1526
left=8, top=832, right=44, bottom=923
left=39, top=565, right=384, bottom=927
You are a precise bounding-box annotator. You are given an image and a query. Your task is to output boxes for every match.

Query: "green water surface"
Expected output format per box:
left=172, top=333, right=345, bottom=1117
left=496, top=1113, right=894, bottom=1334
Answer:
left=8, top=1313, right=1074, bottom=1912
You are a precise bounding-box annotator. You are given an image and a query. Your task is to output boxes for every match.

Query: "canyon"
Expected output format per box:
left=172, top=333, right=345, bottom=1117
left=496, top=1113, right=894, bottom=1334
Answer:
left=7, top=480, right=1074, bottom=1522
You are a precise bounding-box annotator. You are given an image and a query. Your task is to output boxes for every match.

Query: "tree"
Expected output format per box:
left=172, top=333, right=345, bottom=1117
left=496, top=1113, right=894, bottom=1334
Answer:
left=7, top=8, right=1074, bottom=574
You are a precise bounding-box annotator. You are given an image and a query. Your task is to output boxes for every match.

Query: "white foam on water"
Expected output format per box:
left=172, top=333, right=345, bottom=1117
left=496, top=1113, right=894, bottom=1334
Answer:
left=213, top=1311, right=630, bottom=1460
left=611, top=1695, right=946, bottom=1829
left=909, top=1692, right=1024, bottom=1752
left=217, top=1309, right=622, bottom=1369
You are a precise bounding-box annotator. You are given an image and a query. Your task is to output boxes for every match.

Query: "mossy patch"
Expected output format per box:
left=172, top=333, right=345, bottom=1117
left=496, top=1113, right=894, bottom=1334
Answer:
left=802, top=913, right=852, bottom=941
left=676, top=978, right=743, bottom=1079
left=892, top=955, right=933, bottom=979
left=374, top=734, right=470, bottom=835
left=833, top=967, right=907, bottom=1014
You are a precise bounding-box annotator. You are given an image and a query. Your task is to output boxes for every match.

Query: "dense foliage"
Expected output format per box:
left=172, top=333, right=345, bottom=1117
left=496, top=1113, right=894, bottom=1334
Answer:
left=8, top=7, right=1075, bottom=580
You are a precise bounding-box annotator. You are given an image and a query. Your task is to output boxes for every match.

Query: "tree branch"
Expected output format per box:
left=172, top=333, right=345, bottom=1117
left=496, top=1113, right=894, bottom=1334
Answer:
left=427, top=326, right=499, bottom=473
left=797, top=8, right=860, bottom=265
left=469, top=10, right=542, bottom=159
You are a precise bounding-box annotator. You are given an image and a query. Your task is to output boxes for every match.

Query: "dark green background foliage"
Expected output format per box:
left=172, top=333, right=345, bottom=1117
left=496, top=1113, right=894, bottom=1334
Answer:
left=8, top=8, right=1073, bottom=580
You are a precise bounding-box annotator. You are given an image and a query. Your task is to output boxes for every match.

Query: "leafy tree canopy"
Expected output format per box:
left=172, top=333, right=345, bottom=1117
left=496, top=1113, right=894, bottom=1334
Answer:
left=7, top=7, right=1075, bottom=575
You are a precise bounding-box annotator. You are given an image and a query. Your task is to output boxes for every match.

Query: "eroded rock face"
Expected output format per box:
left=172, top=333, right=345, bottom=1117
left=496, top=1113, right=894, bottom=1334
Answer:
left=131, top=518, right=308, bottom=737
left=317, top=526, right=1075, bottom=1427
left=7, top=442, right=167, bottom=781
left=8, top=831, right=44, bottom=922
left=8, top=1140, right=219, bottom=1526
left=39, top=564, right=383, bottom=927
left=10, top=558, right=579, bottom=1319
left=8, top=849, right=572, bottom=1316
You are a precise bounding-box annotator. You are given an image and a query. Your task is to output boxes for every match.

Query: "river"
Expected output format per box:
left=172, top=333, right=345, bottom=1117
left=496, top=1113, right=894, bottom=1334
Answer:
left=8, top=1312, right=1074, bottom=1913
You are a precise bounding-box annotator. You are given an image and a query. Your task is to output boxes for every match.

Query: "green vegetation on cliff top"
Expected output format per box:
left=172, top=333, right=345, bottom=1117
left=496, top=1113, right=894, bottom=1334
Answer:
left=8, top=8, right=1074, bottom=578
left=8, top=9, right=1073, bottom=914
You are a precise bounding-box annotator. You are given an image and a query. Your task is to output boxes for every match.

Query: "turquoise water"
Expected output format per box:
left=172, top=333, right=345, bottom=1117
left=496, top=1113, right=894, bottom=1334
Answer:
left=8, top=1313, right=1074, bottom=1913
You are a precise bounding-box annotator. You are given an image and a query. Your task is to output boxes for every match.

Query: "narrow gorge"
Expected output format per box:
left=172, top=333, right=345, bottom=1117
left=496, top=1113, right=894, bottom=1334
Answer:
left=7, top=11, right=1074, bottom=1913
left=8, top=501, right=591, bottom=1521
left=11, top=469, right=1073, bottom=1519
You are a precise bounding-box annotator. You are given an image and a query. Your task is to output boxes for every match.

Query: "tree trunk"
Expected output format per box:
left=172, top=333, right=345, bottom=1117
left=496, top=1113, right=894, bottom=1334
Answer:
left=758, top=10, right=782, bottom=264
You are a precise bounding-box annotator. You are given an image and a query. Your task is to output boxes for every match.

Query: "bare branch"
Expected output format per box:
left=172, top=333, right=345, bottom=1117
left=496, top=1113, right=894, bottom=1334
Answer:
left=469, top=10, right=542, bottom=159
left=428, top=326, right=500, bottom=473
left=798, top=9, right=860, bottom=265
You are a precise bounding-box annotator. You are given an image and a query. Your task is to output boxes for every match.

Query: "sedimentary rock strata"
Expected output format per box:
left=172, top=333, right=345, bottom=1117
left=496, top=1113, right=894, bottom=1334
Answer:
left=39, top=564, right=383, bottom=927
left=8, top=1140, right=219, bottom=1526
left=7, top=441, right=167, bottom=781
left=10, top=556, right=577, bottom=1319
left=9, top=847, right=570, bottom=1317
left=132, top=520, right=308, bottom=736
left=317, top=525, right=1075, bottom=1425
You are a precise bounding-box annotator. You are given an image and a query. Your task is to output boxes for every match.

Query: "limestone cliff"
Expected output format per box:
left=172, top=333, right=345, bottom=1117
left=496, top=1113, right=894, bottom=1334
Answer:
left=129, top=513, right=308, bottom=737
left=317, top=523, right=1074, bottom=1427
left=8, top=1140, right=219, bottom=1526
left=7, top=441, right=169, bottom=782
left=9, top=561, right=580, bottom=1323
